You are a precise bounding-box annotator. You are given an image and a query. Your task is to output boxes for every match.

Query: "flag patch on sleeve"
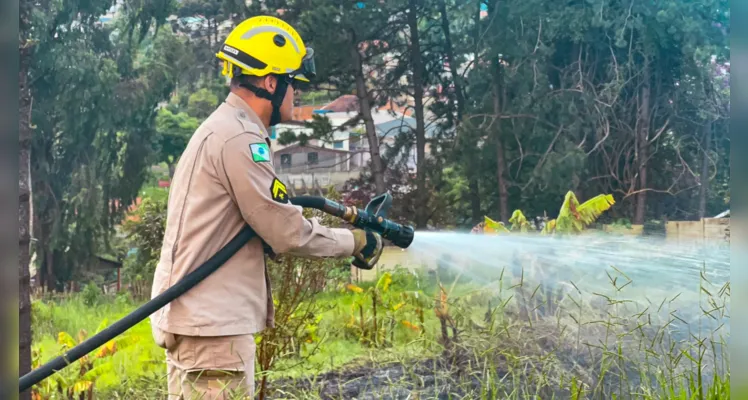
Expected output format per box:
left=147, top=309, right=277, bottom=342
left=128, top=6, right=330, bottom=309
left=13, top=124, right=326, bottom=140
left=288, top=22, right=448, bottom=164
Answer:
left=249, top=143, right=271, bottom=163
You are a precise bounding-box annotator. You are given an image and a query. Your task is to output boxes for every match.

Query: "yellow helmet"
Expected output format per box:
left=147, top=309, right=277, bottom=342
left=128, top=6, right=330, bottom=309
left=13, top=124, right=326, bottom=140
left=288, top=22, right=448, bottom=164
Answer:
left=216, top=16, right=316, bottom=83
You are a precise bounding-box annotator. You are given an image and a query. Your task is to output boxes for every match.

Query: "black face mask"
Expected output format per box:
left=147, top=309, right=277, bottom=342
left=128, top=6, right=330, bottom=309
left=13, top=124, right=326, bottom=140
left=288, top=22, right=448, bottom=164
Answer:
left=234, top=72, right=291, bottom=127
left=268, top=76, right=290, bottom=127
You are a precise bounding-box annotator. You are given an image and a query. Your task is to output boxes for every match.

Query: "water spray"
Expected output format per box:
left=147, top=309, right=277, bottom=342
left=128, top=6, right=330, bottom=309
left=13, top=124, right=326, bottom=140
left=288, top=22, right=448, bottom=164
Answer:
left=406, top=230, right=729, bottom=333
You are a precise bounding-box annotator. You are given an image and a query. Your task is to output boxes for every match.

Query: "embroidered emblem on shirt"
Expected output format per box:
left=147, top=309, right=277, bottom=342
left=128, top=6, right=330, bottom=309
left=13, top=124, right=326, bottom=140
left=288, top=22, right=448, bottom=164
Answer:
left=270, top=178, right=289, bottom=204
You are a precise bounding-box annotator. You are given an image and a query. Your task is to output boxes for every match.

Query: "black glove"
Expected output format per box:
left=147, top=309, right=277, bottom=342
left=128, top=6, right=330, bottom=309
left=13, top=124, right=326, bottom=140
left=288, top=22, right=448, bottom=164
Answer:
left=351, top=229, right=383, bottom=270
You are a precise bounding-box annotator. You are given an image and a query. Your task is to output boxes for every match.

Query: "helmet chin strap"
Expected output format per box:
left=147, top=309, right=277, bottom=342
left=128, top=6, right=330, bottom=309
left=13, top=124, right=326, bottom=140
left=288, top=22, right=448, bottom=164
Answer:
left=234, top=71, right=290, bottom=127
left=269, top=77, right=289, bottom=127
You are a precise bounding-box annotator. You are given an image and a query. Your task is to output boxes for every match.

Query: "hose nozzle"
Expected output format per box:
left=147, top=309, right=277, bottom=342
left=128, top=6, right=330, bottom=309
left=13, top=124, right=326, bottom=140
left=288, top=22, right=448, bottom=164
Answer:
left=290, top=193, right=415, bottom=249
left=348, top=193, right=414, bottom=249
left=384, top=223, right=414, bottom=248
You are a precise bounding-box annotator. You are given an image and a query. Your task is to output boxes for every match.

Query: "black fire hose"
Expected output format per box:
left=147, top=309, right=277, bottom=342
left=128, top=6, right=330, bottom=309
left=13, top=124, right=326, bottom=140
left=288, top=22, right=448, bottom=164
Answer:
left=19, top=193, right=414, bottom=393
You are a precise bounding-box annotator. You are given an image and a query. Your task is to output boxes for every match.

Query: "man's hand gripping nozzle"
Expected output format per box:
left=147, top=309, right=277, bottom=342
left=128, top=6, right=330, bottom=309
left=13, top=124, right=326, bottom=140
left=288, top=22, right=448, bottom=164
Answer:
left=289, top=193, right=415, bottom=270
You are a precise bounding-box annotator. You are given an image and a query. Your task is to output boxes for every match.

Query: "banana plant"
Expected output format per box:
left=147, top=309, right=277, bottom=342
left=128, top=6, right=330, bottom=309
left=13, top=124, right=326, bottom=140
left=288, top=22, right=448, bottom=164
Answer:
left=549, top=192, right=616, bottom=234
left=472, top=191, right=615, bottom=235
left=509, top=210, right=532, bottom=232
left=482, top=216, right=510, bottom=234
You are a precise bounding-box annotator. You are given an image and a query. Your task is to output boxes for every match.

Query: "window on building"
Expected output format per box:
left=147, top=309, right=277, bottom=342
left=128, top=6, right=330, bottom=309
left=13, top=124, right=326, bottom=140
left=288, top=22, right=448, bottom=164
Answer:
left=307, top=152, right=319, bottom=165
left=280, top=154, right=292, bottom=167
left=333, top=140, right=344, bottom=149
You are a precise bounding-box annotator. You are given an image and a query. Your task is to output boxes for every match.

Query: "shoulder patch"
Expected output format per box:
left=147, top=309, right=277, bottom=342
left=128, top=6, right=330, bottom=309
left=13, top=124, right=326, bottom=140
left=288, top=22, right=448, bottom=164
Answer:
left=249, top=143, right=271, bottom=163
left=270, top=178, right=289, bottom=204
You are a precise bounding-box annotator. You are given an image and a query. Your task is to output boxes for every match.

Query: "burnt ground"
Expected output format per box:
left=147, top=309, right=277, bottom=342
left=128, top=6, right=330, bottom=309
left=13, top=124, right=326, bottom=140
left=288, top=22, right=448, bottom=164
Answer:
left=261, top=337, right=668, bottom=400
left=261, top=344, right=579, bottom=400
left=267, top=357, right=493, bottom=400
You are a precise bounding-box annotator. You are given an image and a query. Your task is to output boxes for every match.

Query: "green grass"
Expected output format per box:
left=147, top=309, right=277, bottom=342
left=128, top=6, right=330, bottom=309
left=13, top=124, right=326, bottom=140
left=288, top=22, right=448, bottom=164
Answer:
left=138, top=185, right=169, bottom=203
left=32, top=293, right=165, bottom=397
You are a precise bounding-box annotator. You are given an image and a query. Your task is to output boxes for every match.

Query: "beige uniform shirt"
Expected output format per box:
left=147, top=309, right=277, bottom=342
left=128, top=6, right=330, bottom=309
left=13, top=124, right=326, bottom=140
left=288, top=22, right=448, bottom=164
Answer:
left=150, top=93, right=355, bottom=337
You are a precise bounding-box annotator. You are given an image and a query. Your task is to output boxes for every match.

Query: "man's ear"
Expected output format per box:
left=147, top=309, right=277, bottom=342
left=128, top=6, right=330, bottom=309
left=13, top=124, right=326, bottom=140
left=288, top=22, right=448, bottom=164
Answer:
left=264, top=75, right=277, bottom=95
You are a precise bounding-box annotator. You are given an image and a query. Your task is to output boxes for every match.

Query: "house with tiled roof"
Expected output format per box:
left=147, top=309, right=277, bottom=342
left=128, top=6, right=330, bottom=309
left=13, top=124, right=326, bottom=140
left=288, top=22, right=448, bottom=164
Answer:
left=321, top=95, right=360, bottom=113
left=269, top=94, right=438, bottom=194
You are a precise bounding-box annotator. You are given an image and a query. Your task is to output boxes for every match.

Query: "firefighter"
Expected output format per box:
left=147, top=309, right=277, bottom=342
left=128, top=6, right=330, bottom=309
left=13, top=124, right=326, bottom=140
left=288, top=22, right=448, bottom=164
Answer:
left=150, top=15, right=384, bottom=399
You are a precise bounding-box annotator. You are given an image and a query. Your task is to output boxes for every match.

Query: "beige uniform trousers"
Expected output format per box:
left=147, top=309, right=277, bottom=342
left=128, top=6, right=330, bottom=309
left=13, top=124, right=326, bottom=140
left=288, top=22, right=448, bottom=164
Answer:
left=156, top=329, right=256, bottom=400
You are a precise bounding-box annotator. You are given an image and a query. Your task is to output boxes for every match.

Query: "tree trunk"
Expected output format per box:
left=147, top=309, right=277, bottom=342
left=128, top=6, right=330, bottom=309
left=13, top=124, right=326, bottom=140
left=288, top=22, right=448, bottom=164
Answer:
left=350, top=41, right=386, bottom=195
left=19, top=0, right=34, bottom=394
left=634, top=68, right=651, bottom=225
left=495, top=137, right=509, bottom=223
left=468, top=176, right=481, bottom=224
left=491, top=63, right=509, bottom=223
left=469, top=0, right=484, bottom=225
left=38, top=217, right=58, bottom=292
left=213, top=20, right=221, bottom=78
left=485, top=1, right=509, bottom=223
left=407, top=0, right=428, bottom=229
left=698, top=120, right=712, bottom=219
left=443, top=0, right=481, bottom=224
left=438, top=0, right=466, bottom=122
left=473, top=0, right=482, bottom=51
left=45, top=250, right=56, bottom=293
left=168, top=162, right=176, bottom=179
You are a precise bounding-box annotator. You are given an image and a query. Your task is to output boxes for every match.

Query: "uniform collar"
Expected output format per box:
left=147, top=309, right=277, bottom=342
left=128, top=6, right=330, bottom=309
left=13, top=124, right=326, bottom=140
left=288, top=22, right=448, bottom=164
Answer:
left=225, top=92, right=269, bottom=138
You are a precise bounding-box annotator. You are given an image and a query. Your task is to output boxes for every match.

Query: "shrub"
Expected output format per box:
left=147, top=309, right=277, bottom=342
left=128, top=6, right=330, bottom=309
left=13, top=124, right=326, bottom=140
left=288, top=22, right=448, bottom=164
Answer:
left=81, top=282, right=102, bottom=307
left=121, top=196, right=167, bottom=299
